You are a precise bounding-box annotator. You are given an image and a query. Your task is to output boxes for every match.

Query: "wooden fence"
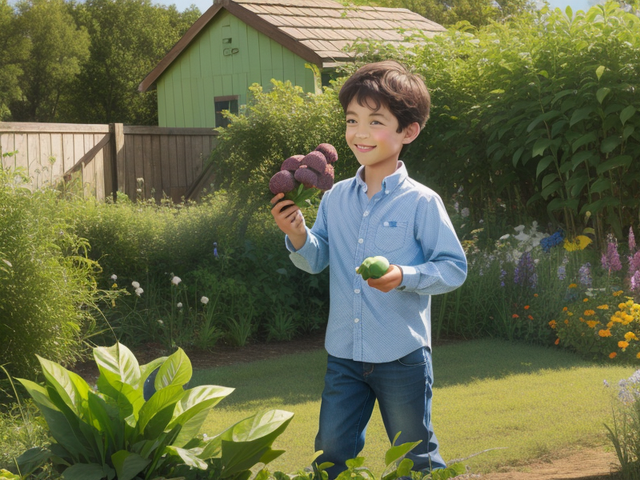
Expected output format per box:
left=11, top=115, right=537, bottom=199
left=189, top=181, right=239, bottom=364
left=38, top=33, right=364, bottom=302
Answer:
left=0, top=122, right=219, bottom=202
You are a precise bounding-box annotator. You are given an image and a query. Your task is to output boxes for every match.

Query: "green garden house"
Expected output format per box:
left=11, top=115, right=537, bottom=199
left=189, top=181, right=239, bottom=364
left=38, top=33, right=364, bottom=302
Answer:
left=139, top=0, right=445, bottom=128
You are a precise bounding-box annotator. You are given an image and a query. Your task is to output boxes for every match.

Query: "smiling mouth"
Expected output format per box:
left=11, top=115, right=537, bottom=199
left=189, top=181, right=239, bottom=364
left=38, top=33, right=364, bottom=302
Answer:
left=355, top=144, right=376, bottom=151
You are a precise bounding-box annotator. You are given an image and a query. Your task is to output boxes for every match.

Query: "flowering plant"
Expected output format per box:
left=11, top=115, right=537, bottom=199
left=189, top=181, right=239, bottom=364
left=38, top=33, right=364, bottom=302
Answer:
left=553, top=290, right=640, bottom=362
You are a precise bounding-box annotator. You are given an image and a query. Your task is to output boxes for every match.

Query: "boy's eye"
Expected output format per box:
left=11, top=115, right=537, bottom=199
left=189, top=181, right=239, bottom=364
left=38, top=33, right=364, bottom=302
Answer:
left=346, top=119, right=356, bottom=124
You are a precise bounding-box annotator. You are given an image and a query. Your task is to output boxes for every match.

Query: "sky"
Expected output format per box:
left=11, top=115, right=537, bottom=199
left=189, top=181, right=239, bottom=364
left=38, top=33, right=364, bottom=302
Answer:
left=155, top=0, right=595, bottom=16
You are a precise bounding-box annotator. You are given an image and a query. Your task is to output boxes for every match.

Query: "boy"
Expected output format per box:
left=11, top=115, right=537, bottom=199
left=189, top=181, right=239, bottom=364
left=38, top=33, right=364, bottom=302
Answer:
left=271, top=61, right=467, bottom=478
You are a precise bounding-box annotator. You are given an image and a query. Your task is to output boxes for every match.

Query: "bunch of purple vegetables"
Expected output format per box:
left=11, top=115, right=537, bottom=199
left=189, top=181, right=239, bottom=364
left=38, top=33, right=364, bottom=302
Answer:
left=269, top=143, right=338, bottom=207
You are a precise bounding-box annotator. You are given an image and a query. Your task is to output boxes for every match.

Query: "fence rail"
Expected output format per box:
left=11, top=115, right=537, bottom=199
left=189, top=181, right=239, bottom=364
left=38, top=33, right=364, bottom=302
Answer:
left=0, top=122, right=218, bottom=202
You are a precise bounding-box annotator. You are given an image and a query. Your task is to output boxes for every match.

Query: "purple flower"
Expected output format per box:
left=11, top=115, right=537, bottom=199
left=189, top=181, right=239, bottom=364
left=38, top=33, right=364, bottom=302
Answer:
left=601, top=241, right=622, bottom=273
left=500, top=269, right=507, bottom=287
left=631, top=271, right=640, bottom=292
left=557, top=265, right=566, bottom=281
left=579, top=262, right=592, bottom=287
left=514, top=252, right=537, bottom=289
left=213, top=242, right=219, bottom=259
left=629, top=252, right=640, bottom=278
left=630, top=227, right=636, bottom=253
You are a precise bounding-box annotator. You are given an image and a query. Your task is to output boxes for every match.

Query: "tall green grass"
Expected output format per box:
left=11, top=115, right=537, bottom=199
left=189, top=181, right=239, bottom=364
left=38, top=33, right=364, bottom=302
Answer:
left=191, top=339, right=632, bottom=475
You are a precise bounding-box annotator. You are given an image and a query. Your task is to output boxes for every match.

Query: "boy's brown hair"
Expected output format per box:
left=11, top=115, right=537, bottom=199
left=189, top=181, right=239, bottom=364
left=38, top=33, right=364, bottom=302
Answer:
left=339, top=60, right=431, bottom=132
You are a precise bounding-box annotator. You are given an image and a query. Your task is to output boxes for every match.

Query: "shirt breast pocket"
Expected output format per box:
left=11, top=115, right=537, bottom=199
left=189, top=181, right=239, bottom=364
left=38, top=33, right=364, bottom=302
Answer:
left=374, top=220, right=409, bottom=252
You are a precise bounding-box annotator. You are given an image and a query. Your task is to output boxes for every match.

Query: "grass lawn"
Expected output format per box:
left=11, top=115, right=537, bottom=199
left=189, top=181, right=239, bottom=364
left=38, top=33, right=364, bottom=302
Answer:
left=190, top=338, right=634, bottom=475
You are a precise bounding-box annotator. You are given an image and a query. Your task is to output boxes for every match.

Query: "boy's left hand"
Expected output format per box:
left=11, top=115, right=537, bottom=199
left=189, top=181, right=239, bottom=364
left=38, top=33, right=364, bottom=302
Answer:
left=367, top=265, right=403, bottom=293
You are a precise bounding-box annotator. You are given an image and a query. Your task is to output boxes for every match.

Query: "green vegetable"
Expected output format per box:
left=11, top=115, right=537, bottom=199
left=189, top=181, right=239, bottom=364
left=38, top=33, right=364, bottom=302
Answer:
left=356, top=256, right=390, bottom=280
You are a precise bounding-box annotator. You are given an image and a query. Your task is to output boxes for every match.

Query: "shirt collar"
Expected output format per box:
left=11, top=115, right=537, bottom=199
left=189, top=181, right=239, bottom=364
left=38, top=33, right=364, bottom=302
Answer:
left=354, top=161, right=408, bottom=193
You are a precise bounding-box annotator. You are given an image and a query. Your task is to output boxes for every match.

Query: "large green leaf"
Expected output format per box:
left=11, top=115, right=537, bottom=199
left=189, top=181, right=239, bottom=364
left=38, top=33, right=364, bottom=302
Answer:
left=589, top=177, right=612, bottom=194
left=571, top=151, right=595, bottom=170
left=600, top=135, right=623, bottom=154
left=62, top=463, right=114, bottom=480
left=535, top=155, right=555, bottom=178
left=37, top=356, right=90, bottom=419
left=384, top=437, right=421, bottom=467
left=532, top=138, right=552, bottom=157
left=97, top=368, right=144, bottom=421
left=596, top=87, right=610, bottom=104
left=512, top=147, right=525, bottom=167
left=155, top=348, right=192, bottom=390
left=94, top=343, right=141, bottom=388
left=138, top=385, right=185, bottom=434
left=570, top=107, right=595, bottom=127
left=165, top=446, right=208, bottom=470
left=541, top=181, right=563, bottom=200
left=596, top=155, right=632, bottom=175
left=621, top=105, right=636, bottom=125
left=87, top=391, right=119, bottom=445
left=526, top=110, right=561, bottom=132
left=111, top=450, right=151, bottom=480
left=140, top=357, right=167, bottom=386
left=572, top=132, right=597, bottom=153
left=16, top=447, right=52, bottom=477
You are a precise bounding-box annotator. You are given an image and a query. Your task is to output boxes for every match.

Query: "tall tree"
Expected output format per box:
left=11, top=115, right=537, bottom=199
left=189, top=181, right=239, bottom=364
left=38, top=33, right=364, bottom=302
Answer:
left=10, top=0, right=89, bottom=121
left=0, top=0, right=29, bottom=120
left=67, top=0, right=200, bottom=125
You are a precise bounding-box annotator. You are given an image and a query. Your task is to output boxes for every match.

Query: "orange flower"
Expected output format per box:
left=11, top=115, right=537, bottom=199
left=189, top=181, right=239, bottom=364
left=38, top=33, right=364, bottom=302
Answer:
left=524, top=305, right=530, bottom=310
left=569, top=284, right=577, bottom=289
left=618, top=341, right=629, bottom=349
left=637, top=352, right=640, bottom=359
left=549, top=320, right=557, bottom=329
left=597, top=305, right=609, bottom=310
left=610, top=352, right=617, bottom=359
left=528, top=315, right=534, bottom=320
left=534, top=294, right=539, bottom=297
left=583, top=298, right=589, bottom=303
left=512, top=314, right=519, bottom=318
left=563, top=306, right=568, bottom=312
left=564, top=319, right=569, bottom=324
left=599, top=329, right=612, bottom=337
left=584, top=310, right=595, bottom=316
left=586, top=320, right=598, bottom=328
left=555, top=338, right=560, bottom=345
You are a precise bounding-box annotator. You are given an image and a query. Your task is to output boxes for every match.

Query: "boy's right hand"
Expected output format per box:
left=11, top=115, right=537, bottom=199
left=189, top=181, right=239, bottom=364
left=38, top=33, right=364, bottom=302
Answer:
left=271, top=193, right=307, bottom=249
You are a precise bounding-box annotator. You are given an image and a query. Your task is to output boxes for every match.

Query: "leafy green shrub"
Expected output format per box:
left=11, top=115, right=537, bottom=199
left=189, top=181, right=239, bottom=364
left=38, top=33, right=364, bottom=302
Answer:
left=14, top=342, right=293, bottom=480
left=0, top=166, right=107, bottom=379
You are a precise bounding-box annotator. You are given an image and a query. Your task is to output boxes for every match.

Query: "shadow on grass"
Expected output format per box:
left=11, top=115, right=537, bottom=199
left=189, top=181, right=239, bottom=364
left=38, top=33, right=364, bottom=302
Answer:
left=189, top=338, right=604, bottom=408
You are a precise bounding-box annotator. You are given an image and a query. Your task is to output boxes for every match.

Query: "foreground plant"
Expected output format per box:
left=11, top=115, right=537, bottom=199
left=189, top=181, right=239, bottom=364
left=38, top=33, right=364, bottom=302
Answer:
left=15, top=343, right=292, bottom=479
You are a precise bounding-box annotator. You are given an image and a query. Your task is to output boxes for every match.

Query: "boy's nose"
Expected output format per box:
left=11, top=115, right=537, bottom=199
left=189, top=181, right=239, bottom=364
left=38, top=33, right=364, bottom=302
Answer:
left=355, top=131, right=369, bottom=138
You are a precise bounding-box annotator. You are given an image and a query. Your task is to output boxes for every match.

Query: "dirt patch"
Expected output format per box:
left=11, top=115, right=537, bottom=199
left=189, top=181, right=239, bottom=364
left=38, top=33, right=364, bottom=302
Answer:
left=474, top=447, right=619, bottom=479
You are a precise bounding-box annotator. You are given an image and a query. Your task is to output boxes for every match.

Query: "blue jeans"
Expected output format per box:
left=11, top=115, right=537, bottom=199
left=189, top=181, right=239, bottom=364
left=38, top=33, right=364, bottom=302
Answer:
left=315, top=347, right=445, bottom=479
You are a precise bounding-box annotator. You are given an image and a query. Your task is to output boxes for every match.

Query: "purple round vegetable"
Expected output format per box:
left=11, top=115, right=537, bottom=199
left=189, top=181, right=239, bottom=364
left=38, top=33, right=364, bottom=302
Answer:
left=294, top=165, right=318, bottom=188
left=301, top=151, right=327, bottom=174
left=315, top=164, right=334, bottom=191
left=315, top=143, right=338, bottom=164
left=269, top=170, right=298, bottom=194
left=281, top=154, right=304, bottom=172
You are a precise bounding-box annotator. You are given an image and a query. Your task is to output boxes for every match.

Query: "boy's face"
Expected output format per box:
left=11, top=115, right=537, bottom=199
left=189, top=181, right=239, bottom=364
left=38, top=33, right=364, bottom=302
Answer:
left=345, top=98, right=419, bottom=171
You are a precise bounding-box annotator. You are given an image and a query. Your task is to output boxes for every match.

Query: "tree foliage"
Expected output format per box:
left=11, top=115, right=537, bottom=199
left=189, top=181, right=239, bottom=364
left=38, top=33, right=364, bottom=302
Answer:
left=9, top=0, right=89, bottom=122
left=0, top=0, right=29, bottom=120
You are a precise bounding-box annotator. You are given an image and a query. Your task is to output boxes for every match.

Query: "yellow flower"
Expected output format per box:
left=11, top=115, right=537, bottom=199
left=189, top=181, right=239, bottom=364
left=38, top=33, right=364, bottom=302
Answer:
left=583, top=298, right=589, bottom=303
left=597, top=305, right=609, bottom=310
left=619, top=341, right=630, bottom=349
left=599, top=329, right=612, bottom=337
left=549, top=320, right=557, bottom=329
left=613, top=290, right=624, bottom=297
left=610, top=352, right=617, bottom=359
left=564, top=319, right=569, bottom=325
left=619, top=303, right=627, bottom=310
left=584, top=310, right=595, bottom=316
left=564, top=235, right=592, bottom=251
left=607, top=322, right=614, bottom=328
left=568, top=284, right=577, bottom=289
left=112, top=283, right=118, bottom=289
left=637, top=352, right=640, bottom=359
left=567, top=311, right=574, bottom=316
left=586, top=320, right=598, bottom=328
left=625, top=332, right=638, bottom=341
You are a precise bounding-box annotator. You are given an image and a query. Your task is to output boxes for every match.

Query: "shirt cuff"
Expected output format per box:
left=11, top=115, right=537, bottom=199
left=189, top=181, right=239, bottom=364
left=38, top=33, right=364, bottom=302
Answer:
left=397, top=265, right=420, bottom=292
left=285, top=226, right=311, bottom=253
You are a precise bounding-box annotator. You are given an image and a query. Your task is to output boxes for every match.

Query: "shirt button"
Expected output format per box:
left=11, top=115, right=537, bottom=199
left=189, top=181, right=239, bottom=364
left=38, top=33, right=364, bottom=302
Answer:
left=385, top=190, right=390, bottom=194
left=383, top=221, right=389, bottom=227
left=354, top=318, right=360, bottom=323
left=354, top=289, right=360, bottom=294
left=358, top=238, right=363, bottom=244
left=363, top=211, right=369, bottom=217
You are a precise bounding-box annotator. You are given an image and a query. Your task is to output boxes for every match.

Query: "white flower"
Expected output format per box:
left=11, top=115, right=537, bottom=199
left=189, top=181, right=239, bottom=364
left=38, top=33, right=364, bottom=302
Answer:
left=132, top=281, right=140, bottom=288
left=110, top=274, right=117, bottom=281
left=158, top=319, right=164, bottom=325
left=171, top=276, right=182, bottom=286
left=514, top=225, right=525, bottom=233
left=461, top=207, right=470, bottom=218
left=201, top=296, right=209, bottom=305
left=177, top=302, right=183, bottom=308
left=135, top=287, right=144, bottom=296
left=499, top=234, right=510, bottom=240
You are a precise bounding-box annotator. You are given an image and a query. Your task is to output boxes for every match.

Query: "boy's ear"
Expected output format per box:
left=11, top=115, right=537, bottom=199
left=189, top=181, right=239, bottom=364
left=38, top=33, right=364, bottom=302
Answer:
left=402, top=122, right=421, bottom=144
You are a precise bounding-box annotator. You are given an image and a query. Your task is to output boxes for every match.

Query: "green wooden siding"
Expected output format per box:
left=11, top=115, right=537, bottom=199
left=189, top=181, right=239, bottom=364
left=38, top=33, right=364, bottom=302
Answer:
left=157, top=10, right=316, bottom=128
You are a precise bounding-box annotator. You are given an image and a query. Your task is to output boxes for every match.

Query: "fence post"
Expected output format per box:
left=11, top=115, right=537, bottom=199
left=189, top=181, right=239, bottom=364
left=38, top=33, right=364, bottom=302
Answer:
left=109, top=123, right=124, bottom=202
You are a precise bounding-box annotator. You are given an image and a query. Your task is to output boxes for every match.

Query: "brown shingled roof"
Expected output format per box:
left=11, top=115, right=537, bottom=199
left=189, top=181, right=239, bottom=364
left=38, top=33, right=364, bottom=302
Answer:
left=139, top=0, right=445, bottom=92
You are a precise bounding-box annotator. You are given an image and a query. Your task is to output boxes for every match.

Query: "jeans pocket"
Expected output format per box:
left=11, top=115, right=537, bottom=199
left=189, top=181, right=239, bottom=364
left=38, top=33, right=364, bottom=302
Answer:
left=397, top=347, right=428, bottom=367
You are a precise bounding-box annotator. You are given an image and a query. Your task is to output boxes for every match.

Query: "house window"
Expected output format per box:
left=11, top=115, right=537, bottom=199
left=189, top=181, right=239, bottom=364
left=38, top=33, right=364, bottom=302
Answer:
left=214, top=95, right=239, bottom=128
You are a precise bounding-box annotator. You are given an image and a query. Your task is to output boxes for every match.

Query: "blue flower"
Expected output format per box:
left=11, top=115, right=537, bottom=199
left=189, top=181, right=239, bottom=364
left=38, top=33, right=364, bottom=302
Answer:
left=540, top=230, right=565, bottom=253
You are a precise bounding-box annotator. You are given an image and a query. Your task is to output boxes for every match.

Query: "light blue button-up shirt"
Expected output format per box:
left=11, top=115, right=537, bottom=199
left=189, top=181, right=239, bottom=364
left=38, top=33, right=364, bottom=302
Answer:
left=285, top=162, right=467, bottom=363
